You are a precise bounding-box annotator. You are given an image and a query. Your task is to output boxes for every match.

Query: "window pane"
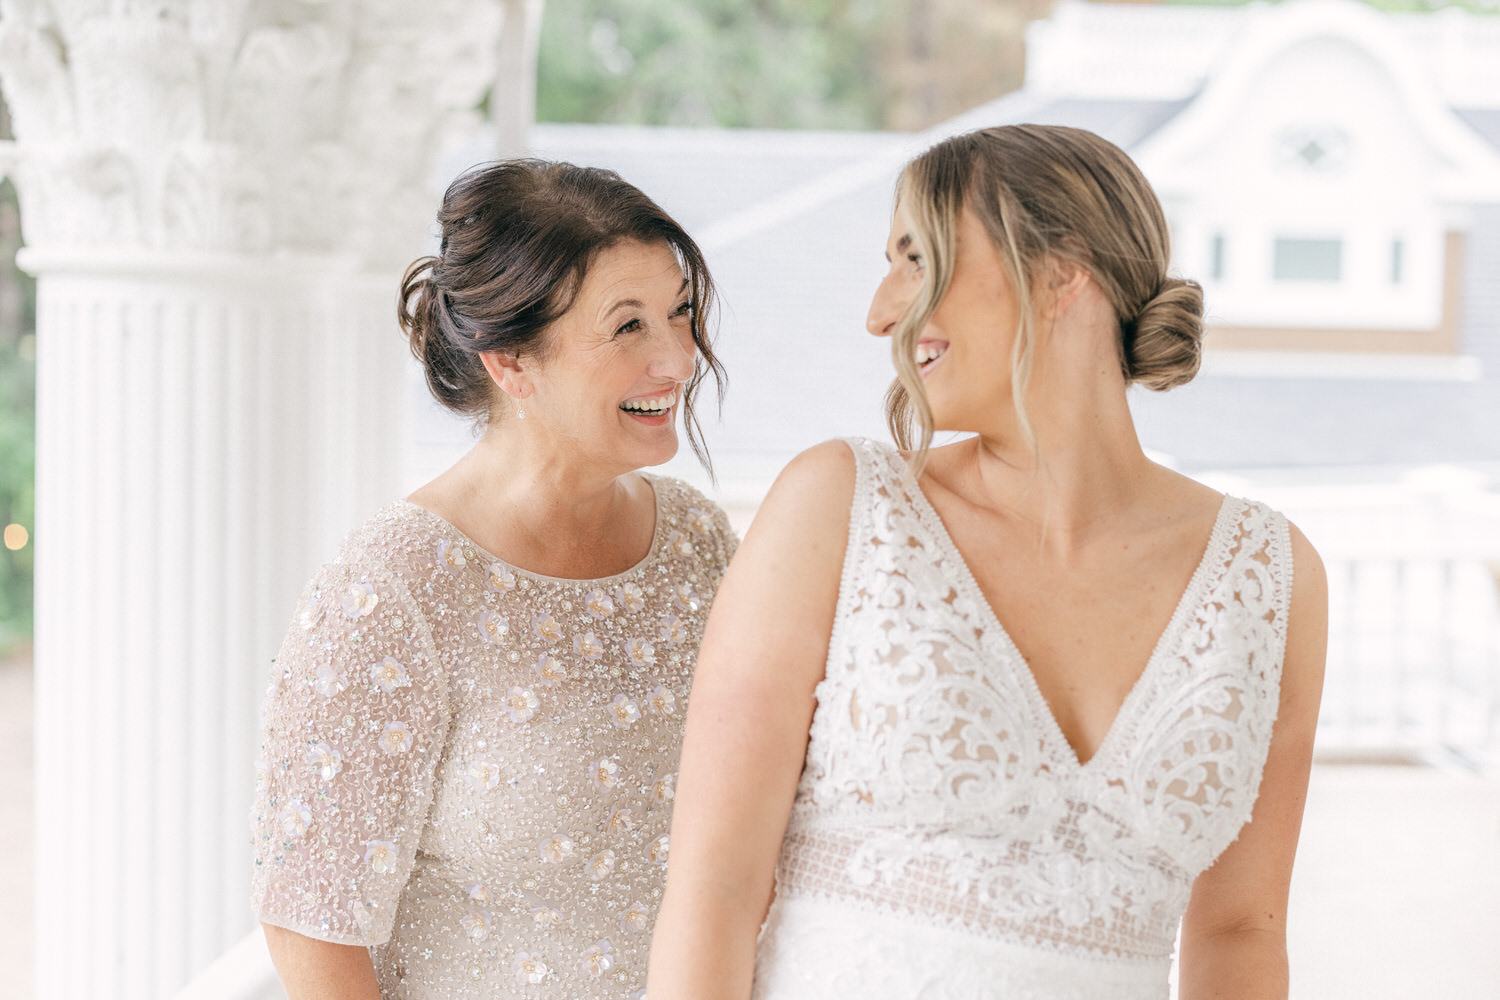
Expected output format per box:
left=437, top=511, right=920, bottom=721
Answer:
left=1273, top=238, right=1342, bottom=281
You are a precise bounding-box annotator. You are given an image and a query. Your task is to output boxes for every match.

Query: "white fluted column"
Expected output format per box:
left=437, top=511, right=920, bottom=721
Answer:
left=0, top=2, right=540, bottom=997
left=27, top=255, right=314, bottom=996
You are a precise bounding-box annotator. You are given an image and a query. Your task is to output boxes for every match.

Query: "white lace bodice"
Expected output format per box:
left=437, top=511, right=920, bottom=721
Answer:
left=250, top=477, right=735, bottom=998
left=756, top=438, right=1291, bottom=997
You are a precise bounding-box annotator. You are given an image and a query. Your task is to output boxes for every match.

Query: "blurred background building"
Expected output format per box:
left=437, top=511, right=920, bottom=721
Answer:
left=441, top=0, right=1500, bottom=759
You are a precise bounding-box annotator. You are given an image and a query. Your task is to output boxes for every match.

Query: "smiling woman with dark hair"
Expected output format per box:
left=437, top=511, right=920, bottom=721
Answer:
left=250, top=159, right=736, bottom=999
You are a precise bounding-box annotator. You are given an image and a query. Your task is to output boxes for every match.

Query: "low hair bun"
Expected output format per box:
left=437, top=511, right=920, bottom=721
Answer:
left=398, top=254, right=488, bottom=414
left=1125, top=277, right=1204, bottom=391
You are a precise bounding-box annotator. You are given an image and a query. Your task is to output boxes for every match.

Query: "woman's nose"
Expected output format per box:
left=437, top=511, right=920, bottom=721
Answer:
left=866, top=274, right=904, bottom=338
left=653, top=323, right=698, bottom=382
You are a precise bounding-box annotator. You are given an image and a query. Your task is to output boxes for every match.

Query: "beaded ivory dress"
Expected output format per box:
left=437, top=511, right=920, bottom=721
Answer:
left=250, top=476, right=735, bottom=998
left=752, top=439, right=1291, bottom=1000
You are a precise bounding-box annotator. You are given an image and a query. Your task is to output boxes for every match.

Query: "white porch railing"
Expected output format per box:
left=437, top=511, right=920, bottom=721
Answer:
left=1317, top=556, right=1500, bottom=758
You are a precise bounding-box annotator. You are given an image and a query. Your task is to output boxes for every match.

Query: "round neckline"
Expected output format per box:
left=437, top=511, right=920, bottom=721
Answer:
left=394, top=474, right=667, bottom=586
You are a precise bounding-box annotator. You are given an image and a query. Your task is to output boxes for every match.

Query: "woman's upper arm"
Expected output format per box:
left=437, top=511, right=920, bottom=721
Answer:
left=250, top=548, right=451, bottom=947
left=1182, top=521, right=1329, bottom=946
left=666, top=439, right=857, bottom=918
left=261, top=923, right=381, bottom=1000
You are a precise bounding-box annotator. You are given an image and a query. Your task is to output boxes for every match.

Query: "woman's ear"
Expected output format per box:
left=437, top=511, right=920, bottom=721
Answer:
left=1039, top=256, right=1091, bottom=319
left=480, top=351, right=531, bottom=403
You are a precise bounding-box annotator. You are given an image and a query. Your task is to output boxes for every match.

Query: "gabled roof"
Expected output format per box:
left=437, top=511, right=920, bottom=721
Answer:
left=1129, top=0, right=1500, bottom=202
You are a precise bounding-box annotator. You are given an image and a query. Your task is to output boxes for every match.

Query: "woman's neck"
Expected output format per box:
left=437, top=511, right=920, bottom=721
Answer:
left=407, top=425, right=656, bottom=578
left=949, top=306, right=1167, bottom=552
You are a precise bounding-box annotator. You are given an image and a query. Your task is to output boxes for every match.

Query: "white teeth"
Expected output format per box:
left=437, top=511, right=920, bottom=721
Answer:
left=622, top=388, right=679, bottom=414
left=915, top=343, right=947, bottom=365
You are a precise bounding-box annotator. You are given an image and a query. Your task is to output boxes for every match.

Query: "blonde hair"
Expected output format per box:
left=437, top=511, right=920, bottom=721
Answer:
left=886, top=125, right=1203, bottom=470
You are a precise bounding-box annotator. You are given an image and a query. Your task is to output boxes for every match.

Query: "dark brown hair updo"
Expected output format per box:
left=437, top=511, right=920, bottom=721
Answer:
left=397, top=159, right=725, bottom=469
left=887, top=125, right=1204, bottom=464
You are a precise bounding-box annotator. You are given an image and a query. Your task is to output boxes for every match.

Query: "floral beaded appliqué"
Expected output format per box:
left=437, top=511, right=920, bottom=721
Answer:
left=249, top=476, right=737, bottom=998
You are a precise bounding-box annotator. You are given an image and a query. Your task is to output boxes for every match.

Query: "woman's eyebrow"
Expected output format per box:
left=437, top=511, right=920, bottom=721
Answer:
left=885, top=233, right=913, bottom=262
left=604, top=278, right=692, bottom=316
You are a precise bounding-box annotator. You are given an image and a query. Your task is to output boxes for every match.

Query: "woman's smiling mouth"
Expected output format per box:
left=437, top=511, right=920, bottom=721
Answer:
left=915, top=340, right=948, bottom=376
left=620, top=386, right=680, bottom=421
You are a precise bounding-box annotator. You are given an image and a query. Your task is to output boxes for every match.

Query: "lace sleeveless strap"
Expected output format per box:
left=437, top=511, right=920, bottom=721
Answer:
left=806, top=437, right=886, bottom=766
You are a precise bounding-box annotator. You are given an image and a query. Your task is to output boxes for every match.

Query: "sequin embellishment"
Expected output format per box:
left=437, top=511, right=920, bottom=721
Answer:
left=250, top=478, right=736, bottom=998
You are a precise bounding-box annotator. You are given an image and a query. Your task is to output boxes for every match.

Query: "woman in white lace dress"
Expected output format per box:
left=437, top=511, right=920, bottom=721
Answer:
left=250, top=160, right=737, bottom=998
left=649, top=126, right=1327, bottom=999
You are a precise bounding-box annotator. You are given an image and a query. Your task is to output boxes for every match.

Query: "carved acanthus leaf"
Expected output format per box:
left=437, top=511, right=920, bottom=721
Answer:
left=0, top=0, right=513, bottom=263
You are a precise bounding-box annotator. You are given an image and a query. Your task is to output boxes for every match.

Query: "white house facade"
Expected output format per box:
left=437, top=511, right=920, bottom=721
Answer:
left=1059, top=0, right=1500, bottom=349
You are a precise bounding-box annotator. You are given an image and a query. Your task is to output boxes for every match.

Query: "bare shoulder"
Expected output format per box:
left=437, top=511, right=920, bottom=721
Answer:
left=704, top=440, right=858, bottom=668
left=1285, top=520, right=1327, bottom=592
left=1282, top=517, right=1329, bottom=690
left=685, top=441, right=857, bottom=744
left=740, top=439, right=857, bottom=551
left=767, top=439, right=857, bottom=502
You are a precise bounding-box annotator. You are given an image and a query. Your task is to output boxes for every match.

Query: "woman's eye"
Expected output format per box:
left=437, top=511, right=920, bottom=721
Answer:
left=615, top=318, right=643, bottom=337
left=906, top=253, right=924, bottom=271
left=672, top=301, right=693, bottom=318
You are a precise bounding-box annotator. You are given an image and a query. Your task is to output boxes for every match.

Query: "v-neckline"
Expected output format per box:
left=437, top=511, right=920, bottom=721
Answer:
left=890, top=448, right=1238, bottom=771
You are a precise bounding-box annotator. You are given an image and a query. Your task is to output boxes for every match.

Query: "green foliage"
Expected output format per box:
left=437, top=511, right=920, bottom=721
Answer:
left=536, top=0, right=894, bottom=129
left=0, top=348, right=33, bottom=650
left=0, top=179, right=34, bottom=653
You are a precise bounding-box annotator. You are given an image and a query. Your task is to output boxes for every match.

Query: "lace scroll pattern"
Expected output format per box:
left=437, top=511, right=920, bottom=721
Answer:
left=765, top=438, right=1291, bottom=983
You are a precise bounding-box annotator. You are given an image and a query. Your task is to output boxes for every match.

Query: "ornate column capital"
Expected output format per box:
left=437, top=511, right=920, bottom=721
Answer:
left=0, top=0, right=508, bottom=268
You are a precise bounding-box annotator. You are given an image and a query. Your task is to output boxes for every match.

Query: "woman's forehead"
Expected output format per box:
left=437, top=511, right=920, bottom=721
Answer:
left=885, top=203, right=916, bottom=251
left=574, top=241, right=687, bottom=315
left=588, top=239, right=681, bottom=282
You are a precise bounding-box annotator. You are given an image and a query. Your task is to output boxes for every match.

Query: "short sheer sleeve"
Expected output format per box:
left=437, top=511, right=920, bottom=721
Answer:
left=704, top=501, right=738, bottom=580
left=250, top=546, right=449, bottom=946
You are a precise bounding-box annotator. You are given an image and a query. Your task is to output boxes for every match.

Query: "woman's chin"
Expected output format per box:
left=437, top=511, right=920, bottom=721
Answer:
left=644, top=443, right=680, bottom=469
left=624, top=430, right=681, bottom=471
